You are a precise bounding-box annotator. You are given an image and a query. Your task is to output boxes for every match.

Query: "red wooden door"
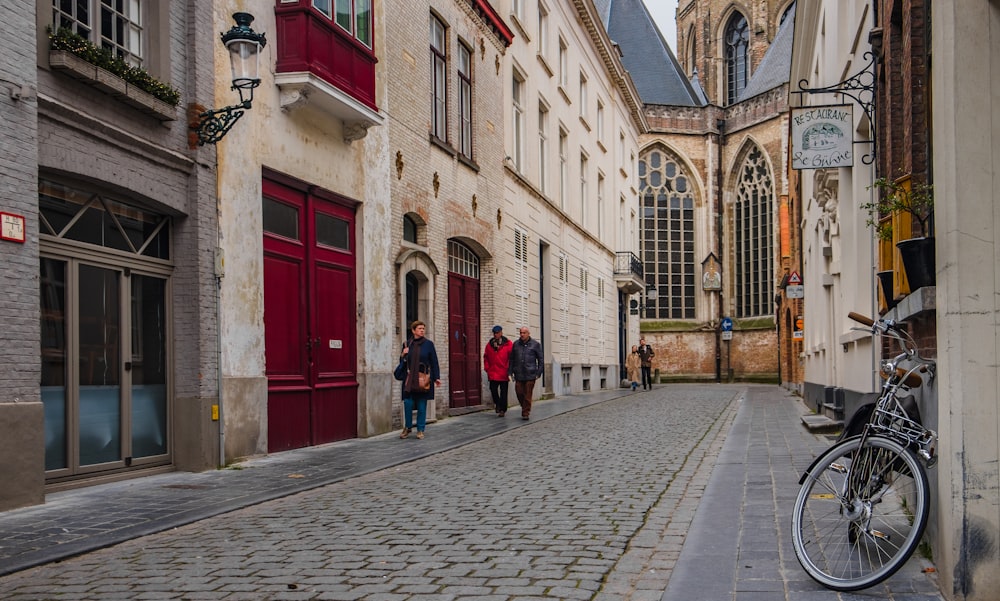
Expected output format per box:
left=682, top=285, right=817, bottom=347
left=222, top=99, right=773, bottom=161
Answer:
left=263, top=178, right=357, bottom=452
left=447, top=272, right=481, bottom=409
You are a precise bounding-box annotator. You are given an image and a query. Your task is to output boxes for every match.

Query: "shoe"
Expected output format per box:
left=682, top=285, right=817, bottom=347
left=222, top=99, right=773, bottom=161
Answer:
left=499, top=411, right=506, bottom=417
left=399, top=428, right=411, bottom=439
left=416, top=431, right=424, bottom=439
left=522, top=414, right=530, bottom=420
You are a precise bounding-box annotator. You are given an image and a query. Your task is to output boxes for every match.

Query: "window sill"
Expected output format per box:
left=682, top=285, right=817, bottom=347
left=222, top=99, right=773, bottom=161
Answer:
left=48, top=50, right=177, bottom=121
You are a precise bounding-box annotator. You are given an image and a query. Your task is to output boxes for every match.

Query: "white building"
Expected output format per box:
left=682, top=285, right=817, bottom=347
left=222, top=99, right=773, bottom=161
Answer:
left=499, top=0, right=647, bottom=395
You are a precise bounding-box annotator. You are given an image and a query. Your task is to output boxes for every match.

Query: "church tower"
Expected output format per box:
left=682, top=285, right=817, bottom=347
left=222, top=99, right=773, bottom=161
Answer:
left=676, top=1, right=796, bottom=106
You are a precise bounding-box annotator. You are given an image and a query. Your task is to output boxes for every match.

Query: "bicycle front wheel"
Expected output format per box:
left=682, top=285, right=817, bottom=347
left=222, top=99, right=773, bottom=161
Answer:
left=791, top=435, right=929, bottom=591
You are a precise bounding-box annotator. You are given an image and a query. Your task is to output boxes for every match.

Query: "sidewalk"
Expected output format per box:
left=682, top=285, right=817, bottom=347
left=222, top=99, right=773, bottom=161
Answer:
left=661, top=386, right=944, bottom=601
left=0, top=385, right=945, bottom=600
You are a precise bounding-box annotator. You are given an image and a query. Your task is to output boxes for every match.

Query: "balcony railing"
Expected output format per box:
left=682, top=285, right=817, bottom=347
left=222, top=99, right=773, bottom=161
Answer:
left=615, top=252, right=643, bottom=279
left=614, top=252, right=645, bottom=294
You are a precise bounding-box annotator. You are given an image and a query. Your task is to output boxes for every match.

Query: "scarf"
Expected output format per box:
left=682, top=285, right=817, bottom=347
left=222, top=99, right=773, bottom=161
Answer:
left=489, top=335, right=508, bottom=351
left=405, top=336, right=425, bottom=393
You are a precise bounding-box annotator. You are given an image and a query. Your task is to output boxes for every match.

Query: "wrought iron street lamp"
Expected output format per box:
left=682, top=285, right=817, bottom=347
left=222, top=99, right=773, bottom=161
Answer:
left=192, top=12, right=267, bottom=145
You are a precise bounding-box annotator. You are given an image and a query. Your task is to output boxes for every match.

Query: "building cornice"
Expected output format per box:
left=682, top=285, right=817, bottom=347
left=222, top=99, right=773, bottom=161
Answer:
left=570, top=0, right=649, bottom=133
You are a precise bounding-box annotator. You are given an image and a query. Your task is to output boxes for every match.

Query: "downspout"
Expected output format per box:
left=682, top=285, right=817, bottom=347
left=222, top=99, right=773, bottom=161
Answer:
left=216, top=252, right=225, bottom=468
left=716, top=117, right=726, bottom=383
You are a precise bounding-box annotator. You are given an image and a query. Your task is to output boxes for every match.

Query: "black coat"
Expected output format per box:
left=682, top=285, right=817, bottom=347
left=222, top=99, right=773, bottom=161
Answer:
left=509, top=336, right=543, bottom=381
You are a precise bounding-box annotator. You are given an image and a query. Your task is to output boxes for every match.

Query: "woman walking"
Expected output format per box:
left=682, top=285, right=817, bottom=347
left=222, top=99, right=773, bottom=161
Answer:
left=396, top=320, right=441, bottom=440
left=625, top=345, right=641, bottom=391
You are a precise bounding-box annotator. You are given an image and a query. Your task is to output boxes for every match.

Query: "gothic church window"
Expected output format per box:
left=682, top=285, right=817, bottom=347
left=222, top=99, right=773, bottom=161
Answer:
left=724, top=12, right=749, bottom=105
left=638, top=149, right=695, bottom=319
left=734, top=145, right=774, bottom=318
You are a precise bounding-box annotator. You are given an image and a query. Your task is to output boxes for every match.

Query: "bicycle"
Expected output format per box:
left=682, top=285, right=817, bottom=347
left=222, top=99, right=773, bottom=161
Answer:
left=791, top=312, right=938, bottom=591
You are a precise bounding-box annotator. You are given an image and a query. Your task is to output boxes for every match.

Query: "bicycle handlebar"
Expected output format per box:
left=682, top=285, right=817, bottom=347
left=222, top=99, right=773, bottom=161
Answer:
left=848, top=312, right=875, bottom=327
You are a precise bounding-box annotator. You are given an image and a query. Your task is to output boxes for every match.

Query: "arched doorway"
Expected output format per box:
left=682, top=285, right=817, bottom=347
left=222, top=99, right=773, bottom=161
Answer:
left=447, top=240, right=482, bottom=411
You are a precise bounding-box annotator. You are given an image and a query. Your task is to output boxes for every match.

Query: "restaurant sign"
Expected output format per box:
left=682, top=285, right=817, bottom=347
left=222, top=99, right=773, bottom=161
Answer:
left=791, top=105, right=854, bottom=169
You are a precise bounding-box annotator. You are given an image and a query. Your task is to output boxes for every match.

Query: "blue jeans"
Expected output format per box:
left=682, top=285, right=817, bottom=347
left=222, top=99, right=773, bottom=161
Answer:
left=403, top=397, right=427, bottom=431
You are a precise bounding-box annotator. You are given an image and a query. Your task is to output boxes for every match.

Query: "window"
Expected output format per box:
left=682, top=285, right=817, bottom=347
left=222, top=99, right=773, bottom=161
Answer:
left=596, top=100, right=605, bottom=143
left=448, top=240, right=480, bottom=278
left=580, top=153, right=589, bottom=226
left=512, top=71, right=525, bottom=171
left=403, top=215, right=417, bottom=243
left=724, top=12, right=749, bottom=105
left=734, top=145, right=774, bottom=317
left=538, top=102, right=549, bottom=194
left=597, top=172, right=605, bottom=239
left=558, top=38, right=568, bottom=89
left=313, top=0, right=371, bottom=47
left=514, top=228, right=529, bottom=325
left=537, top=3, right=549, bottom=60
left=53, top=0, right=144, bottom=67
left=579, top=73, right=588, bottom=120
left=579, top=266, right=589, bottom=346
left=638, top=148, right=696, bottom=319
left=430, top=15, right=448, bottom=141
left=458, top=42, right=473, bottom=157
left=558, top=127, right=568, bottom=210
left=558, top=253, right=569, bottom=340
left=619, top=131, right=627, bottom=170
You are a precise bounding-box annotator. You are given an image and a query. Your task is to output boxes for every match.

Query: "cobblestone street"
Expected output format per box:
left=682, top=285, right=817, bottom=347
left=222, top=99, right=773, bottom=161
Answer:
left=0, top=385, right=739, bottom=600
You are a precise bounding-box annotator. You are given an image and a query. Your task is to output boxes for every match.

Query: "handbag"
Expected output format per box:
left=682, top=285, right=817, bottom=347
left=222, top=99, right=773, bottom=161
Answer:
left=393, top=360, right=406, bottom=381
left=417, top=363, right=432, bottom=391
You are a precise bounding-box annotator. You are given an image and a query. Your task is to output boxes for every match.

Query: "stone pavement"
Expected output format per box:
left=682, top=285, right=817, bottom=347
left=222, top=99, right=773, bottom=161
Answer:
left=0, top=384, right=945, bottom=600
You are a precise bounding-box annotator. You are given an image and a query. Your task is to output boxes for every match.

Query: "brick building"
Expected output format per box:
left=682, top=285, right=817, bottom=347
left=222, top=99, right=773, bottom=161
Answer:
left=0, top=1, right=218, bottom=510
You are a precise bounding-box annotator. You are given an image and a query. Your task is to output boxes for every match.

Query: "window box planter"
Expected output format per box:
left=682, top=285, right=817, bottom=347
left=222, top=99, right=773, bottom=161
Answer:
left=49, top=50, right=176, bottom=122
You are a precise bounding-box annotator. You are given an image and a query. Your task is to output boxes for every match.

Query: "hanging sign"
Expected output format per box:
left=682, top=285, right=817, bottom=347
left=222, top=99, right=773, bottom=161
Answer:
left=791, top=105, right=854, bottom=169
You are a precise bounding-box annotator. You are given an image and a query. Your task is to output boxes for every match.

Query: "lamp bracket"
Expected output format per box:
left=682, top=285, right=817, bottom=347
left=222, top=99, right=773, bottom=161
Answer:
left=193, top=100, right=251, bottom=145
left=792, top=51, right=877, bottom=164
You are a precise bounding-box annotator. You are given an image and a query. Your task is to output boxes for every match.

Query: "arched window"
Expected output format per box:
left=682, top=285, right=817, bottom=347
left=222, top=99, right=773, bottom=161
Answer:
left=724, top=13, right=749, bottom=105
left=448, top=240, right=479, bottom=279
left=638, top=148, right=696, bottom=319
left=734, top=145, right=774, bottom=318
left=403, top=215, right=417, bottom=243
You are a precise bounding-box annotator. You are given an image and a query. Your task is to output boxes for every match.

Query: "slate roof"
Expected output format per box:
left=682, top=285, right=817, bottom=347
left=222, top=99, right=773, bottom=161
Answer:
left=600, top=0, right=703, bottom=107
left=738, top=3, right=795, bottom=101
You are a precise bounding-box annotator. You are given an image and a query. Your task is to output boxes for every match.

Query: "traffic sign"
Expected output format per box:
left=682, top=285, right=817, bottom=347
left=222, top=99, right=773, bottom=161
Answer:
left=788, top=271, right=802, bottom=285
left=721, top=317, right=733, bottom=332
left=786, top=284, right=804, bottom=299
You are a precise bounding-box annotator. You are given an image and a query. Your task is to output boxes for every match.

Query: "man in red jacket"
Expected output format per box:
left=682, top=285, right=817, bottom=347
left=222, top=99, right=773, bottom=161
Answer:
left=483, top=325, right=513, bottom=416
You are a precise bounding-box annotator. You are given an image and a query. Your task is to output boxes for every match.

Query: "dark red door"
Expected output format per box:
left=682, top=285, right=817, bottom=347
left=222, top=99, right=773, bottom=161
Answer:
left=448, top=272, right=481, bottom=409
left=263, top=177, right=357, bottom=452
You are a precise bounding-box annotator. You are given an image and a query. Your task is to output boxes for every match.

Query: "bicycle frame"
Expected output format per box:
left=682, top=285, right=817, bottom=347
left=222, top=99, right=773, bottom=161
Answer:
left=851, top=314, right=937, bottom=466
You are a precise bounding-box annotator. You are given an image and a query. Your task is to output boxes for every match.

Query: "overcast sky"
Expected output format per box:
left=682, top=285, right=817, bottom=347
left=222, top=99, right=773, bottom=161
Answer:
left=643, top=0, right=678, bottom=51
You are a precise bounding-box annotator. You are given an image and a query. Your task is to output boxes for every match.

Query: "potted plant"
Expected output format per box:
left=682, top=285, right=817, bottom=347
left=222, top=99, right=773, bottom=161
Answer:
left=863, top=175, right=935, bottom=290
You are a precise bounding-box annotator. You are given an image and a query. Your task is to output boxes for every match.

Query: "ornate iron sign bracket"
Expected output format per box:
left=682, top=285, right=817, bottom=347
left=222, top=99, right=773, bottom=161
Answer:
left=793, top=51, right=877, bottom=164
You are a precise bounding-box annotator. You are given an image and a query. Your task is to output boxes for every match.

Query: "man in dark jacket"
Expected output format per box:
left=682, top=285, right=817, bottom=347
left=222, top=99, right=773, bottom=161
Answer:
left=509, top=327, right=543, bottom=420
left=637, top=338, right=655, bottom=389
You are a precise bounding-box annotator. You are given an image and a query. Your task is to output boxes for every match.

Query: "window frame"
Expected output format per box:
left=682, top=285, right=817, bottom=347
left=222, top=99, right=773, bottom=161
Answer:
left=430, top=14, right=449, bottom=142
left=457, top=40, right=473, bottom=158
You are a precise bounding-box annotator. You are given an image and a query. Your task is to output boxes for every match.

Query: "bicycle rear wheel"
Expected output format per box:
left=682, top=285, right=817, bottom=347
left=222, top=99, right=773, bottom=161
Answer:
left=791, top=435, right=929, bottom=591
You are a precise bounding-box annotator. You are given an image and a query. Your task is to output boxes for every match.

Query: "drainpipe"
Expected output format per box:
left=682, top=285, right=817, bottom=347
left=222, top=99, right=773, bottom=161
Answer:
left=216, top=250, right=225, bottom=468
left=716, top=117, right=726, bottom=383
